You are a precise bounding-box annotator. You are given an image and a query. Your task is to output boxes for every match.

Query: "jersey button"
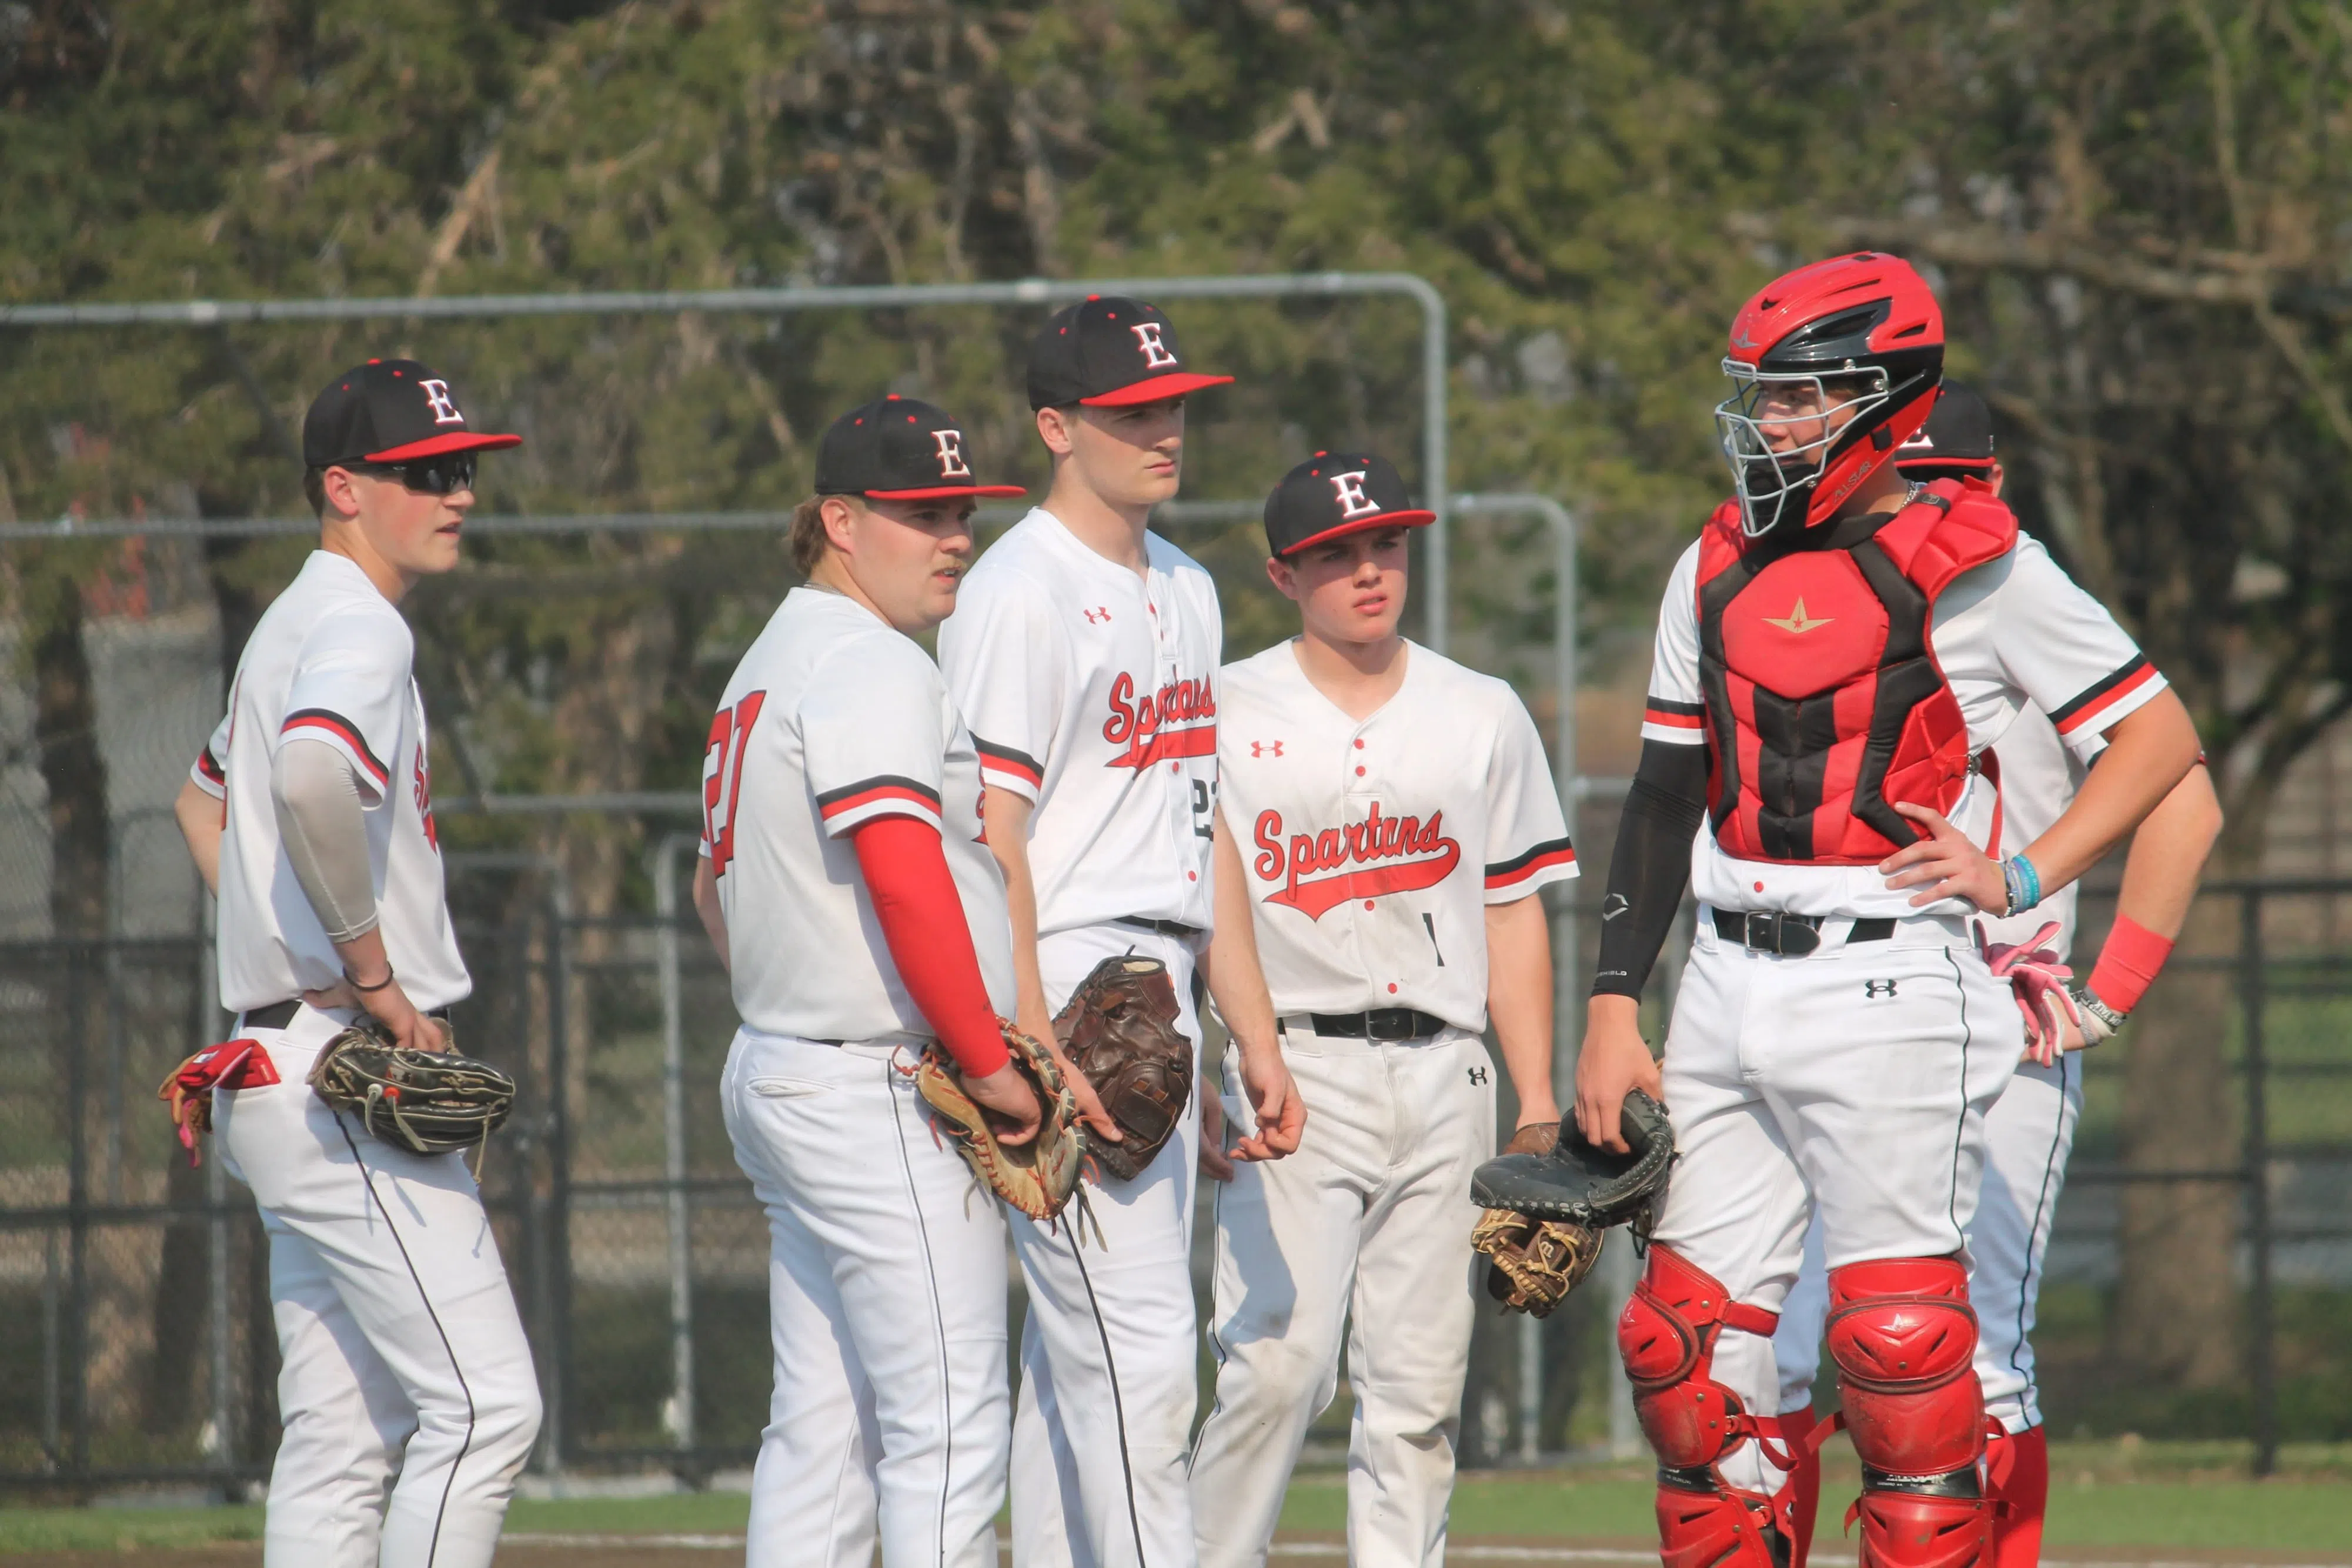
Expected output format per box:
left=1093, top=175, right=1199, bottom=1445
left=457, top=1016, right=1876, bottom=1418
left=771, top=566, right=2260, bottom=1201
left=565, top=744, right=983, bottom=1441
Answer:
left=1354, top=738, right=1365, bottom=750
left=1387, top=982, right=1399, bottom=994
left=1188, top=870, right=1198, bottom=881
left=1753, top=881, right=1765, bottom=892
left=1355, top=765, right=1366, bottom=777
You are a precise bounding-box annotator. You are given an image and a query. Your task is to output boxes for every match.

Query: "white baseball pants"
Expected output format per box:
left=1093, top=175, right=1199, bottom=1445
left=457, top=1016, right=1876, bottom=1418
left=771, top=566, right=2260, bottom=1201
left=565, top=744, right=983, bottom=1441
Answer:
left=721, top=1030, right=1011, bottom=1568
left=1775, top=1052, right=2083, bottom=1433
left=1648, top=912, right=2021, bottom=1495
left=1190, top=1022, right=1495, bottom=1568
left=211, top=1004, right=542, bottom=1568
left=1010, top=924, right=1204, bottom=1568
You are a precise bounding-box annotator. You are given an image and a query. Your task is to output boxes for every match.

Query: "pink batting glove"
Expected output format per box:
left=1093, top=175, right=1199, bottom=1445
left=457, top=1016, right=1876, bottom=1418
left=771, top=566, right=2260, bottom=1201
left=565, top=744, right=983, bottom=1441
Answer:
left=1973, top=920, right=2079, bottom=1066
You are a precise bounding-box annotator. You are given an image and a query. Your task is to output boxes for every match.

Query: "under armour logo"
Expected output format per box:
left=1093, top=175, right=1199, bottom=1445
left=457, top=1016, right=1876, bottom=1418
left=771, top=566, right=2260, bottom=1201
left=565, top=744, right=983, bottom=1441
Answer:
left=1250, top=740, right=1284, bottom=758
left=418, top=379, right=463, bottom=425
left=1083, top=606, right=1111, bottom=624
left=931, top=428, right=972, bottom=479
left=1130, top=321, right=1178, bottom=369
left=1328, top=470, right=1378, bottom=519
left=1467, top=1066, right=1488, bottom=1086
left=1864, top=979, right=1899, bottom=999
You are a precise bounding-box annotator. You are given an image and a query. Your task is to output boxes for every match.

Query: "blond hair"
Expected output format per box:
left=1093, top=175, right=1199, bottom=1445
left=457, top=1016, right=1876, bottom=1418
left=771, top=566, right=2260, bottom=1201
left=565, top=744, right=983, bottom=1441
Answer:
left=789, top=495, right=831, bottom=576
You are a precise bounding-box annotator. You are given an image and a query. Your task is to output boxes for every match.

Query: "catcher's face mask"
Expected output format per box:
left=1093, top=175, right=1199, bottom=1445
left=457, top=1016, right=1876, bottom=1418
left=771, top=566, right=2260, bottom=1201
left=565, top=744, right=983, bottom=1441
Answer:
left=1714, top=364, right=1890, bottom=539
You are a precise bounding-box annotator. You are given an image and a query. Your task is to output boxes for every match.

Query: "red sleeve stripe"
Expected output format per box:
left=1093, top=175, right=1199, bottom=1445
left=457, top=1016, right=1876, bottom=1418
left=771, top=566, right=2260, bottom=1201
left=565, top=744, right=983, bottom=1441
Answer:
left=195, top=746, right=225, bottom=785
left=1485, top=840, right=1578, bottom=890
left=974, top=737, right=1044, bottom=788
left=1642, top=698, right=1705, bottom=730
left=816, top=775, right=942, bottom=823
left=2051, top=656, right=2159, bottom=735
left=280, top=710, right=389, bottom=785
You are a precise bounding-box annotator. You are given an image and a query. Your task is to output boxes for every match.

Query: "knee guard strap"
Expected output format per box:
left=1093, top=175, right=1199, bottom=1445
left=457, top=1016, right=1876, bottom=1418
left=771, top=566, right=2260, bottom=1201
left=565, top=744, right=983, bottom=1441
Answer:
left=1656, top=1472, right=1792, bottom=1568
left=1618, top=1245, right=1782, bottom=1472
left=1826, top=1256, right=1985, bottom=1479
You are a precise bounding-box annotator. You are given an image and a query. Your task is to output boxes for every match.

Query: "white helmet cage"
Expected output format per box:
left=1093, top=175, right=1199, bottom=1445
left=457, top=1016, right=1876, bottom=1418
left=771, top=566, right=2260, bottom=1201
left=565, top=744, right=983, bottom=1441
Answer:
left=1713, top=361, right=1892, bottom=538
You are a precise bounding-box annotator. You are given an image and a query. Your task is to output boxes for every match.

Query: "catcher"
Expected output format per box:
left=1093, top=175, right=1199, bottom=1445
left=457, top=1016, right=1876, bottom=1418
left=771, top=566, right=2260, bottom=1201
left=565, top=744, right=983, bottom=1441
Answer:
left=691, top=397, right=1068, bottom=1568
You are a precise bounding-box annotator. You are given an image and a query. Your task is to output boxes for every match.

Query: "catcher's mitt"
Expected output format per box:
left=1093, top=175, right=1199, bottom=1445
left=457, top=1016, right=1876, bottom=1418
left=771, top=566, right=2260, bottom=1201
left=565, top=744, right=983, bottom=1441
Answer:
left=1468, top=1091, right=1675, bottom=1317
left=916, top=1023, right=1085, bottom=1222
left=306, top=1019, right=514, bottom=1168
left=1054, top=955, right=1191, bottom=1183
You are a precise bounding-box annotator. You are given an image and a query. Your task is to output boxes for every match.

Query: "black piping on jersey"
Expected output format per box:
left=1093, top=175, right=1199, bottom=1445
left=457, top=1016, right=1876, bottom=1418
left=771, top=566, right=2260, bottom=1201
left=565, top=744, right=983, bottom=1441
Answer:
left=283, top=707, right=390, bottom=784
left=1942, top=949, right=1973, bottom=1252
left=813, top=774, right=942, bottom=810
left=334, top=1114, right=476, bottom=1567
left=1064, top=1217, right=1148, bottom=1568
left=1695, top=506, right=1945, bottom=860
left=2004, top=1052, right=2076, bottom=1415
left=2049, top=653, right=2154, bottom=730
left=1190, top=1169, right=1235, bottom=1475
left=886, top=1058, right=957, bottom=1563
left=1484, top=835, right=1576, bottom=881
left=973, top=737, right=1044, bottom=781
left=1645, top=696, right=1705, bottom=721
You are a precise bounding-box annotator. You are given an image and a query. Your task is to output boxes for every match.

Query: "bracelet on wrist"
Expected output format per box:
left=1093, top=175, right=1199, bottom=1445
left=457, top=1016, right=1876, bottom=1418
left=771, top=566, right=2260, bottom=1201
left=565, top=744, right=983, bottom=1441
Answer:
left=2071, top=984, right=2127, bottom=1044
left=2000, top=853, right=2043, bottom=918
left=345, top=966, right=397, bottom=994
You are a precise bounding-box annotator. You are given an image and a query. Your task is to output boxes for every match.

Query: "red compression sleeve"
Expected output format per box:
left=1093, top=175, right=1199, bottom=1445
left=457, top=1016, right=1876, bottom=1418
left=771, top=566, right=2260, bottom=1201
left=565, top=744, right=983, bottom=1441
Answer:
left=851, top=814, right=1010, bottom=1077
left=2087, top=912, right=2175, bottom=1013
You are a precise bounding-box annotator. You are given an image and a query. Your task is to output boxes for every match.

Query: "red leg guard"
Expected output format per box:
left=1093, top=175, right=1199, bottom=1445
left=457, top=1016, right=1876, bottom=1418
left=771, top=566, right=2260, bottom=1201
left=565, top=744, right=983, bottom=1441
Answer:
left=1987, top=1426, right=2047, bottom=1568
left=1775, top=1411, right=1822, bottom=1568
left=1618, top=1245, right=1782, bottom=1469
left=1828, top=1257, right=1990, bottom=1568
left=1657, top=1476, right=1789, bottom=1568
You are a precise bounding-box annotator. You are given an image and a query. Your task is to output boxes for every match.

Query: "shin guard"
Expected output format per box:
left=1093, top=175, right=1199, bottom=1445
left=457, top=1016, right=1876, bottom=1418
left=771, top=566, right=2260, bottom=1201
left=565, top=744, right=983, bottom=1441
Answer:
left=1619, top=1247, right=1789, bottom=1568
left=1828, top=1257, right=1990, bottom=1568
left=1986, top=1426, right=2048, bottom=1568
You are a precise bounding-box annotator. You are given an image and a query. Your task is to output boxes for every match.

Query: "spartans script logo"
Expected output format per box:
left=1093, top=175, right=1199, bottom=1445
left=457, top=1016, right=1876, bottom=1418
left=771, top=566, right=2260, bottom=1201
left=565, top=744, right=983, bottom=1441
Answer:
left=1251, top=803, right=1460, bottom=919
left=1101, top=670, right=1217, bottom=769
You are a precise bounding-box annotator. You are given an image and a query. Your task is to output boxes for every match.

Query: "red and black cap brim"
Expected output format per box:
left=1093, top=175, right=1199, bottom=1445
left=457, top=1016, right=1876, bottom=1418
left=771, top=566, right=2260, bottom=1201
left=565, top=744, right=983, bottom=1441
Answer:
left=1277, top=507, right=1436, bottom=556
left=861, top=483, right=1028, bottom=500
left=362, top=431, right=524, bottom=463
left=1894, top=453, right=1997, bottom=475
left=1078, top=372, right=1235, bottom=407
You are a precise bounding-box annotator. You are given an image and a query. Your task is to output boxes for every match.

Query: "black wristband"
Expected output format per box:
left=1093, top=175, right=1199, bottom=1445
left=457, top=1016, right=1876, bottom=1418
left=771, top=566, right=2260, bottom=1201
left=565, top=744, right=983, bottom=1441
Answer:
left=345, top=966, right=396, bottom=994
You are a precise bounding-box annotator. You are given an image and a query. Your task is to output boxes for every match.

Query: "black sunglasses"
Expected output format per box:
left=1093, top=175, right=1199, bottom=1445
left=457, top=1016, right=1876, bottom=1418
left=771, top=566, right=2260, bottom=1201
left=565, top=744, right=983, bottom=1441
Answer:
left=353, top=451, right=477, bottom=495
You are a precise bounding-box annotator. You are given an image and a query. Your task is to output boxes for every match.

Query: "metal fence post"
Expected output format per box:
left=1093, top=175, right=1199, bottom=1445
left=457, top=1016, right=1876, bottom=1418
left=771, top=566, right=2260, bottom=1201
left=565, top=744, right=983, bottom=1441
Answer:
left=547, top=892, right=576, bottom=1473
left=201, top=898, right=236, bottom=1482
left=2239, top=888, right=2276, bottom=1476
left=654, top=835, right=700, bottom=1457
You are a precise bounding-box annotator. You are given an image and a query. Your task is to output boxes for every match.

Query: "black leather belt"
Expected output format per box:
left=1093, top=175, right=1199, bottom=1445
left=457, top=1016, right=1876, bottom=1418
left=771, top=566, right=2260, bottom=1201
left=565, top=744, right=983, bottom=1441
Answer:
left=1712, top=910, right=1896, bottom=956
left=1115, top=915, right=1205, bottom=940
left=239, top=999, right=452, bottom=1031
left=1292, top=1008, right=1450, bottom=1041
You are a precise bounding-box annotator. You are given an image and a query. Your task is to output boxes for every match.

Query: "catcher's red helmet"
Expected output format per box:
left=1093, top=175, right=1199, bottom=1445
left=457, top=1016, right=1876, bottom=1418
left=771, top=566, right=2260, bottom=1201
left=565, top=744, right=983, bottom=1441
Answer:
left=1715, top=252, right=1945, bottom=537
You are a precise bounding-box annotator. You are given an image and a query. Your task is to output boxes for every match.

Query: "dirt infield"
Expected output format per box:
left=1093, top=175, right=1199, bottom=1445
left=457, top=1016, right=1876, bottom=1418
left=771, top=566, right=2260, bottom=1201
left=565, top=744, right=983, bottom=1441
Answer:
left=15, top=1536, right=2352, bottom=1568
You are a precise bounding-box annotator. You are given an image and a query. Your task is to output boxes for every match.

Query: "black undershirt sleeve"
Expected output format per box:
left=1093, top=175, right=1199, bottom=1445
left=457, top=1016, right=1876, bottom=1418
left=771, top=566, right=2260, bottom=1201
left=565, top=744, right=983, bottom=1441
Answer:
left=1592, top=738, right=1710, bottom=999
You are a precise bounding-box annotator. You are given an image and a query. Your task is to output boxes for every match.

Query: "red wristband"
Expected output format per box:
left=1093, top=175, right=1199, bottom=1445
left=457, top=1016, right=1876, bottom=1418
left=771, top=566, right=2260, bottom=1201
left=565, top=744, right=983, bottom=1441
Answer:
left=2087, top=912, right=2174, bottom=1014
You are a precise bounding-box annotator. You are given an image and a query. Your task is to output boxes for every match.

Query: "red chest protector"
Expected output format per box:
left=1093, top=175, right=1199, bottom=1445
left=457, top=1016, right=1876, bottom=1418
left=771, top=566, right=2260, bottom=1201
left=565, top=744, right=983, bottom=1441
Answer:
left=1693, top=478, right=2017, bottom=865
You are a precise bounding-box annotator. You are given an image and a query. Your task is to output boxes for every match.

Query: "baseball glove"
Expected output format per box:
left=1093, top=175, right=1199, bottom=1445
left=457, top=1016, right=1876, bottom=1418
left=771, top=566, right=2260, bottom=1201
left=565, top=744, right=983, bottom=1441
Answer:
left=1054, top=955, right=1192, bottom=1183
left=916, top=1022, right=1085, bottom=1222
left=1468, top=1090, right=1675, bottom=1317
left=306, top=1019, right=514, bottom=1168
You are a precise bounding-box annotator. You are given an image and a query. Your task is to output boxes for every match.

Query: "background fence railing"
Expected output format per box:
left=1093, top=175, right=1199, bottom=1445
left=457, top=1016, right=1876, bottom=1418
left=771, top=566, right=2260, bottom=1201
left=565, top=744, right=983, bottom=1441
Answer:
left=2, top=872, right=2344, bottom=1490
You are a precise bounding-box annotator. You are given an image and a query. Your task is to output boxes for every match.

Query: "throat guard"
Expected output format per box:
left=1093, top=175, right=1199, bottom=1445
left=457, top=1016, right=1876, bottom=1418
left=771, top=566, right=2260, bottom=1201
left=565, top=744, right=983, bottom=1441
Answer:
left=1695, top=478, right=2016, bottom=865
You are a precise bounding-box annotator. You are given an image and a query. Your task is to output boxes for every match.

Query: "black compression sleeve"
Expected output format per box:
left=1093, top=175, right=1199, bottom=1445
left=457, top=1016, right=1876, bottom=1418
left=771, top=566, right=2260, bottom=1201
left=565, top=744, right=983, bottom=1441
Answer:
left=1592, top=739, right=1710, bottom=999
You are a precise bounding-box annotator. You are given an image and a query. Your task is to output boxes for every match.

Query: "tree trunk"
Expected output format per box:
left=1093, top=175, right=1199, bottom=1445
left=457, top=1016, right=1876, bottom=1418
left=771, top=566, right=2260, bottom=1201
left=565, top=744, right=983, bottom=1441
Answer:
left=2109, top=845, right=2249, bottom=1390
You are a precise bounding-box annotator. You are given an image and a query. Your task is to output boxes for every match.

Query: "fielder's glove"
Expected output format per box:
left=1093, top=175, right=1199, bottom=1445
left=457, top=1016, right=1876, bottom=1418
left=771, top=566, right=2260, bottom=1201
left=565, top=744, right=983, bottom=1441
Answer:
left=1054, top=955, right=1192, bottom=1183
left=307, top=1018, right=514, bottom=1170
left=1468, top=1089, right=1674, bottom=1318
left=916, top=1023, right=1085, bottom=1222
left=1974, top=918, right=2079, bottom=1066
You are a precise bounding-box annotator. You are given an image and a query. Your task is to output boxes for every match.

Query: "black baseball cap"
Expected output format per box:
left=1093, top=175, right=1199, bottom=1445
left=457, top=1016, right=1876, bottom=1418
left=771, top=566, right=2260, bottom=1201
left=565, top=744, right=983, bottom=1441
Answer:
left=1026, top=295, right=1234, bottom=410
left=303, top=359, right=521, bottom=467
left=1895, top=380, right=1996, bottom=477
left=1263, top=450, right=1435, bottom=557
left=814, top=396, right=1025, bottom=501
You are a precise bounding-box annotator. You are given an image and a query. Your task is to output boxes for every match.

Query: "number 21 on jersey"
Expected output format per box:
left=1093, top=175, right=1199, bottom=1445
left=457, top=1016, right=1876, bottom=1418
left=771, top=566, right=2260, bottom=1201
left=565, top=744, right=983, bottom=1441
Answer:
left=703, top=691, right=766, bottom=875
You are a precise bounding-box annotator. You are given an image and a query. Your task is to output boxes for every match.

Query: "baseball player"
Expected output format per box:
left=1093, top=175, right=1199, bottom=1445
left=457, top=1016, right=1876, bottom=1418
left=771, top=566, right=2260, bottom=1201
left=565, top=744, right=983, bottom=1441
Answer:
left=1188, top=452, right=1578, bottom=1568
left=1574, top=253, right=2204, bottom=1568
left=691, top=396, right=1038, bottom=1568
left=1768, top=386, right=2224, bottom=1568
left=169, top=359, right=542, bottom=1568
left=937, top=296, right=1305, bottom=1568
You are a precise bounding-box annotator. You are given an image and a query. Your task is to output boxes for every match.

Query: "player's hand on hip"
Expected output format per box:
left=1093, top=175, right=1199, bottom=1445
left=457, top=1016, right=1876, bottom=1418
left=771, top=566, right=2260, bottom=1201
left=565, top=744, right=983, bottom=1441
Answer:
left=1575, top=995, right=1662, bottom=1155
left=305, top=977, right=447, bottom=1052
left=1230, top=1045, right=1304, bottom=1162
left=1198, top=1074, right=1237, bottom=1183
left=1881, top=801, right=2006, bottom=910
left=965, top=1060, right=1043, bottom=1147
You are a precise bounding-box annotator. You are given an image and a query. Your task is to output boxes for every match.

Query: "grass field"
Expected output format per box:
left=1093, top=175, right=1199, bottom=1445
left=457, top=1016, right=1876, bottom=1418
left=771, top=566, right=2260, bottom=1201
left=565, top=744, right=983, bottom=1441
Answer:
left=1, top=1443, right=2344, bottom=1559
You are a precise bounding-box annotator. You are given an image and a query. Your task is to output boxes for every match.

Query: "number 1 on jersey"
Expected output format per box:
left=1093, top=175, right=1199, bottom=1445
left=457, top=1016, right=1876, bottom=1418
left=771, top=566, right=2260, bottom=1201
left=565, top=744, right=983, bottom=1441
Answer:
left=703, top=691, right=767, bottom=875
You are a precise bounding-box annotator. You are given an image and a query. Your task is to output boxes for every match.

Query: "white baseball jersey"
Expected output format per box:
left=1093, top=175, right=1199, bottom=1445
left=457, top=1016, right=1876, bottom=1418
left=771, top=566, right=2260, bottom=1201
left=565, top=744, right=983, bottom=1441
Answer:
left=1639, top=532, right=2164, bottom=920
left=701, top=586, right=1015, bottom=1044
left=938, top=507, right=1221, bottom=935
left=1976, top=703, right=2090, bottom=957
left=1217, top=640, right=1576, bottom=1031
left=190, top=549, right=467, bottom=1014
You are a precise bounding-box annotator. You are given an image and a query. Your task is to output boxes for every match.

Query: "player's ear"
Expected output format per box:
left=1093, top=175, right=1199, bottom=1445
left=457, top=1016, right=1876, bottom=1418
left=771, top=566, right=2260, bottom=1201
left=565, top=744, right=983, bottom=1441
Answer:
left=1264, top=553, right=1301, bottom=603
left=1035, top=404, right=1077, bottom=457
left=319, top=465, right=365, bottom=524
left=819, top=495, right=861, bottom=555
